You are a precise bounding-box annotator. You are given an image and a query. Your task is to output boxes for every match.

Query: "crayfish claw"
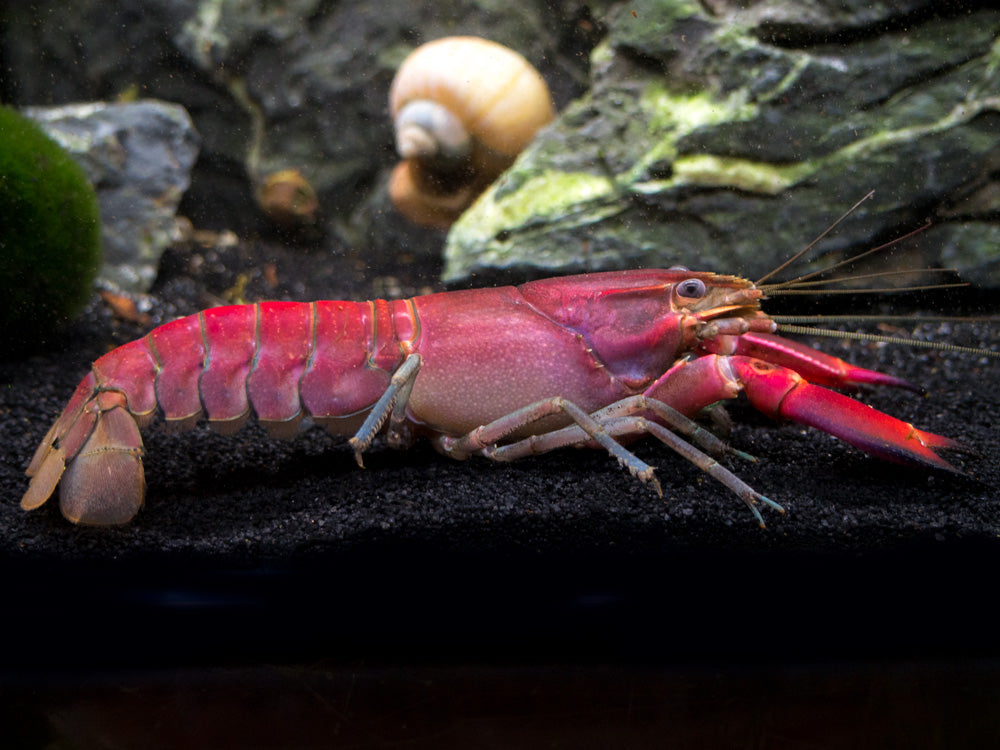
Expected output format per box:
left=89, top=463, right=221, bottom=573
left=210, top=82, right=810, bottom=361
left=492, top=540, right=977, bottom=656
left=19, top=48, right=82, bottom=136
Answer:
left=746, top=500, right=767, bottom=529
left=747, top=493, right=785, bottom=528
left=649, top=473, right=663, bottom=498
left=760, top=494, right=785, bottom=514
left=349, top=440, right=366, bottom=469
left=624, top=460, right=662, bottom=497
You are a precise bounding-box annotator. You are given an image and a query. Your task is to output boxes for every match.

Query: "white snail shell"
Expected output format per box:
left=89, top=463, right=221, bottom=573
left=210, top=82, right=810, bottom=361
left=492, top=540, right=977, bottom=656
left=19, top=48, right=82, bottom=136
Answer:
left=394, top=99, right=472, bottom=164
left=389, top=36, right=555, bottom=228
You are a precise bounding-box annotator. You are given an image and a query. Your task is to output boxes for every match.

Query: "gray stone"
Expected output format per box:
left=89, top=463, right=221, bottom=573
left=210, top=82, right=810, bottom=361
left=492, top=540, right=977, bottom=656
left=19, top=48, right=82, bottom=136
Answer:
left=24, top=101, right=201, bottom=292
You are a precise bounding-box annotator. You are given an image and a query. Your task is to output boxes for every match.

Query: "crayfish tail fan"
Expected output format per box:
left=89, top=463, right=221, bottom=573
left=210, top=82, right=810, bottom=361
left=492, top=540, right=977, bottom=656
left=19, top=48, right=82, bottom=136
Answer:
left=21, top=376, right=96, bottom=512
left=24, top=373, right=97, bottom=482
left=58, top=405, right=145, bottom=525
left=20, top=445, right=67, bottom=511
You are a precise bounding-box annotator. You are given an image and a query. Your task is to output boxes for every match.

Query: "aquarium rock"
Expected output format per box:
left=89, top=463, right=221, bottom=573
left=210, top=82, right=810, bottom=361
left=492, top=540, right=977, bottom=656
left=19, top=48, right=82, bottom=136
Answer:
left=24, top=100, right=200, bottom=293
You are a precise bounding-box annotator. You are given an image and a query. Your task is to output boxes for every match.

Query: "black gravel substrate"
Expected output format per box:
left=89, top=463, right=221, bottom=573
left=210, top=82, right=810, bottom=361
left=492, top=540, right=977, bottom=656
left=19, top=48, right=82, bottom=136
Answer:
left=2, top=238, right=999, bottom=745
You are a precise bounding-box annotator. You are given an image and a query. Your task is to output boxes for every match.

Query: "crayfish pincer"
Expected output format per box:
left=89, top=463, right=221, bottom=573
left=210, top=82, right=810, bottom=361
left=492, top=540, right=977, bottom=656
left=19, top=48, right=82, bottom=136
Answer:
left=22, top=268, right=967, bottom=526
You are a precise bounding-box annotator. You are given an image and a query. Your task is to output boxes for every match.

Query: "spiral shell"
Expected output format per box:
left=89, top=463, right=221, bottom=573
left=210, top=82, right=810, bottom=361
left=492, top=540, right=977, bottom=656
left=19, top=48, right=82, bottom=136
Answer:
left=389, top=36, right=555, bottom=228
left=257, top=168, right=319, bottom=227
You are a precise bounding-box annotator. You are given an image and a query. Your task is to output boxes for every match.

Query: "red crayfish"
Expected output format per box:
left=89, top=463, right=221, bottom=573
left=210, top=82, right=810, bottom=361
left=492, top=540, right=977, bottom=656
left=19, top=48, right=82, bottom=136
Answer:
left=21, top=250, right=974, bottom=526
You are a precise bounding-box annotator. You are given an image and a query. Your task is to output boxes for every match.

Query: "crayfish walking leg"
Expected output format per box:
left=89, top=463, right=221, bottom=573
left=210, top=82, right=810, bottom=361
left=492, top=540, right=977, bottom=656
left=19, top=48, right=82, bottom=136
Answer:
left=348, top=353, right=422, bottom=466
left=434, top=394, right=782, bottom=527
left=439, top=397, right=656, bottom=488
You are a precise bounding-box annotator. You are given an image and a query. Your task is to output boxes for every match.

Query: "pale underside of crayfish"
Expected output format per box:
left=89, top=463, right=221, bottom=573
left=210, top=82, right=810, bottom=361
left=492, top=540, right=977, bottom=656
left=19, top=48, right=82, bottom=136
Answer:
left=21, top=261, right=970, bottom=527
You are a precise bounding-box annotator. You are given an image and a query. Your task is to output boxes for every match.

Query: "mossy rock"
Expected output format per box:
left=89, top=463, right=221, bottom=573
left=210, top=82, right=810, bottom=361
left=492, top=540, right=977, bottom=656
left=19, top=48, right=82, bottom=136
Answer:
left=444, top=2, right=1000, bottom=286
left=0, top=104, right=102, bottom=347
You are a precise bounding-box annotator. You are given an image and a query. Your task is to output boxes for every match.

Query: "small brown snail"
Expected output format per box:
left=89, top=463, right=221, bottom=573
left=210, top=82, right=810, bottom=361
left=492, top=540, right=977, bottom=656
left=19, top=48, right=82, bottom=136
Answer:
left=256, top=168, right=320, bottom=227
left=389, top=36, right=555, bottom=229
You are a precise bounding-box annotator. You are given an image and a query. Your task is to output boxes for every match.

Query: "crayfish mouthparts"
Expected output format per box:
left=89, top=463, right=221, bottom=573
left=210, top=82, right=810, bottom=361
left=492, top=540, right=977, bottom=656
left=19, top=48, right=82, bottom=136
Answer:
left=689, top=287, right=767, bottom=320
left=718, top=286, right=764, bottom=307
left=694, top=315, right=777, bottom=340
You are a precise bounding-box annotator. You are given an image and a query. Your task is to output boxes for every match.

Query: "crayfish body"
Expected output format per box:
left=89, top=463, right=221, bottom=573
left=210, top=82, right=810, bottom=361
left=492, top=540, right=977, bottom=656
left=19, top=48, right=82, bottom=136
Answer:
left=22, top=269, right=962, bottom=526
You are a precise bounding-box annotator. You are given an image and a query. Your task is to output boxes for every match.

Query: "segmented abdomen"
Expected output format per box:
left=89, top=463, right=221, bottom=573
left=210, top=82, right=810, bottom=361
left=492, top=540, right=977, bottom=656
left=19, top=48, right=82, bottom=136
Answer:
left=90, top=300, right=417, bottom=434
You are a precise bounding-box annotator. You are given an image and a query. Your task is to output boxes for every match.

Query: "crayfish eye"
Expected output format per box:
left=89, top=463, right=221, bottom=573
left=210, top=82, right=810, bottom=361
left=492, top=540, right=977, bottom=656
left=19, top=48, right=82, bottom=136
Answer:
left=676, top=278, right=707, bottom=299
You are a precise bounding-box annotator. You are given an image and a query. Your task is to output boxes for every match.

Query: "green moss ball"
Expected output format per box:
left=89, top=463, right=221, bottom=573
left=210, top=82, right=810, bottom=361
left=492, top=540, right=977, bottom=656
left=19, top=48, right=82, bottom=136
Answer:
left=0, top=104, right=102, bottom=346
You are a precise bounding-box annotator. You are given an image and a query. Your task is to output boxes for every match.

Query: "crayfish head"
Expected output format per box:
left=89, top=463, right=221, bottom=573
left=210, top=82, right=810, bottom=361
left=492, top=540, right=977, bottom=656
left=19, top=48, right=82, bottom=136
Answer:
left=667, top=272, right=774, bottom=342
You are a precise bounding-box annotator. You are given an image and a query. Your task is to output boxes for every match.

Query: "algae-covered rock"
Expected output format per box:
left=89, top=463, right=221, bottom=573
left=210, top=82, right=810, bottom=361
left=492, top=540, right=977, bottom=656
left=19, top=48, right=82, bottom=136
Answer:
left=0, top=105, right=101, bottom=345
left=444, top=1, right=1000, bottom=286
